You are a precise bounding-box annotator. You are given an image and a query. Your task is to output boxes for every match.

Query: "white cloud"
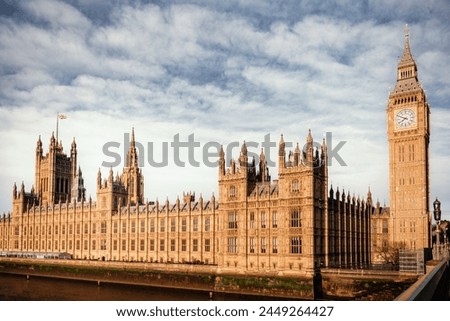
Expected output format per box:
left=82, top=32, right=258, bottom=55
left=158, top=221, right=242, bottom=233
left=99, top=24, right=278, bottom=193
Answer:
left=21, top=0, right=91, bottom=29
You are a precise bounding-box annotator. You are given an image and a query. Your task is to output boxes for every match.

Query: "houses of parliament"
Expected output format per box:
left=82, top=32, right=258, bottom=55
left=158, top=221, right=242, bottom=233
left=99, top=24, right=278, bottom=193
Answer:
left=0, top=28, right=432, bottom=276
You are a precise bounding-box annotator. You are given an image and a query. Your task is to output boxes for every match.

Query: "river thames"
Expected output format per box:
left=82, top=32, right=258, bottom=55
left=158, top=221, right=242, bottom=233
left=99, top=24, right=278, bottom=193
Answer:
left=0, top=273, right=210, bottom=300
left=0, top=273, right=283, bottom=300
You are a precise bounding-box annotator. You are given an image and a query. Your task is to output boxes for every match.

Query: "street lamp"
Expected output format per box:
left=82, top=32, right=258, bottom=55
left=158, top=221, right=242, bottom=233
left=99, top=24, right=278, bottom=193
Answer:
left=433, top=197, right=441, bottom=258
left=444, top=226, right=448, bottom=253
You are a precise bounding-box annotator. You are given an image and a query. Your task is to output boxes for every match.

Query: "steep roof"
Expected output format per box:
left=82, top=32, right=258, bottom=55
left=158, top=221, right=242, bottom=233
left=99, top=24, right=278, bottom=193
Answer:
left=398, top=25, right=415, bottom=68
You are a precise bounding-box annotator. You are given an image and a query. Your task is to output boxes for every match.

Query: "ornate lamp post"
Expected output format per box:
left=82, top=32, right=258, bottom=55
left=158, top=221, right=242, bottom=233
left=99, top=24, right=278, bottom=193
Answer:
left=444, top=226, right=448, bottom=256
left=433, top=197, right=441, bottom=259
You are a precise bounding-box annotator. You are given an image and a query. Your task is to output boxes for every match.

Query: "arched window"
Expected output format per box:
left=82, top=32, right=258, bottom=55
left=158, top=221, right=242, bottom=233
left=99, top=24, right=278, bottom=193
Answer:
left=229, top=185, right=237, bottom=198
left=292, top=179, right=300, bottom=192
left=290, top=209, right=301, bottom=227
left=290, top=237, right=302, bottom=254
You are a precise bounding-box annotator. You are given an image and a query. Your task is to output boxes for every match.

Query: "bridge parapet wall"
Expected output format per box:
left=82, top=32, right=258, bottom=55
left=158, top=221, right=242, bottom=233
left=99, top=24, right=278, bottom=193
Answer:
left=395, top=259, right=449, bottom=301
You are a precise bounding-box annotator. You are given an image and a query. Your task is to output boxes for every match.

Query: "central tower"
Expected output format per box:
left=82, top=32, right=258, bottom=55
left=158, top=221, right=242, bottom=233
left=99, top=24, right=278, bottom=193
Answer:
left=121, top=127, right=144, bottom=205
left=387, top=26, right=431, bottom=250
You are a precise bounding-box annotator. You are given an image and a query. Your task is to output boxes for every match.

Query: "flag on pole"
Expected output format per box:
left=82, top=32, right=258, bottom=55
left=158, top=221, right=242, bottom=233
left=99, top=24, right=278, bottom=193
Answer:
left=56, top=113, right=67, bottom=142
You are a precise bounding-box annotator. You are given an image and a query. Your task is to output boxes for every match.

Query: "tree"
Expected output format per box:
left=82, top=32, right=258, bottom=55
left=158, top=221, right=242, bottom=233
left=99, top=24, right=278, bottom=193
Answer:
left=377, top=241, right=407, bottom=269
left=433, top=220, right=450, bottom=245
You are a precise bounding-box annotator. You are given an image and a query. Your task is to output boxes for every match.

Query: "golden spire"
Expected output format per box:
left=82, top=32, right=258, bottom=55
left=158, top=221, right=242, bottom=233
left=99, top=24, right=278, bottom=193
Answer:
left=398, top=24, right=415, bottom=68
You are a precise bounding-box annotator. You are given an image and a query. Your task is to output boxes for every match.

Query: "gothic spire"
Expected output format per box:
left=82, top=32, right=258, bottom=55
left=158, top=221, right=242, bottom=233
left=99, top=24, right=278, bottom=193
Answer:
left=126, top=127, right=138, bottom=168
left=219, top=145, right=225, bottom=176
left=37, top=135, right=42, bottom=147
left=259, top=148, right=268, bottom=182
left=131, top=127, right=136, bottom=148
left=321, top=137, right=327, bottom=160
left=240, top=141, right=248, bottom=168
left=13, top=182, right=17, bottom=199
left=278, top=134, right=285, bottom=156
left=241, top=141, right=247, bottom=156
left=367, top=186, right=373, bottom=206
left=398, top=24, right=415, bottom=69
left=293, top=142, right=300, bottom=166
left=108, top=167, right=113, bottom=182
left=50, top=131, right=56, bottom=148
left=36, top=135, right=43, bottom=155
left=259, top=147, right=265, bottom=162
left=278, top=134, right=286, bottom=170
left=71, top=137, right=77, bottom=152
left=392, top=25, right=421, bottom=95
left=305, top=130, right=314, bottom=165
left=306, top=129, right=313, bottom=144
left=97, top=168, right=102, bottom=188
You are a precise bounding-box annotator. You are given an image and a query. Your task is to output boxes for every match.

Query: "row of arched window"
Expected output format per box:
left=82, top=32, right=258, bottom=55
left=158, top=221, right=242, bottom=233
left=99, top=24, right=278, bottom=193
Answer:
left=394, top=95, right=418, bottom=105
left=228, top=180, right=300, bottom=197
left=400, top=69, right=414, bottom=79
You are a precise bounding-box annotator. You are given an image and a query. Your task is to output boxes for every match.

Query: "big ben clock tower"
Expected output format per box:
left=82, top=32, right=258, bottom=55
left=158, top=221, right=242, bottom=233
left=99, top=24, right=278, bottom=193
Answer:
left=387, top=26, right=431, bottom=250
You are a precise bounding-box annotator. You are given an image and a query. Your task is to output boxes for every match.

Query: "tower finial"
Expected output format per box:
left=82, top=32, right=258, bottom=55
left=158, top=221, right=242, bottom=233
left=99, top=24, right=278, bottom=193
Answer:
left=399, top=24, right=413, bottom=66
left=131, top=127, right=135, bottom=146
left=307, top=129, right=313, bottom=143
left=279, top=134, right=285, bottom=155
left=241, top=140, right=247, bottom=156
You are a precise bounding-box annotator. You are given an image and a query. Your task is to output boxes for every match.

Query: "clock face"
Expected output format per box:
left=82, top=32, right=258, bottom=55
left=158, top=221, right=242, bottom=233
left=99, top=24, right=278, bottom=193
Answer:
left=395, top=109, right=416, bottom=129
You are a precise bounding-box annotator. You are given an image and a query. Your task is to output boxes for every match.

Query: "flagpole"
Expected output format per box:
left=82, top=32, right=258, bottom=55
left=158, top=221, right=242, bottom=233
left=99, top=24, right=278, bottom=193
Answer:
left=56, top=112, right=59, bottom=142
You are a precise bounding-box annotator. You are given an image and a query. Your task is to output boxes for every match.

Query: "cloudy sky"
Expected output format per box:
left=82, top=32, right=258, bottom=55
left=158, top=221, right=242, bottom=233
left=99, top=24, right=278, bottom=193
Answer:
left=0, top=0, right=449, bottom=219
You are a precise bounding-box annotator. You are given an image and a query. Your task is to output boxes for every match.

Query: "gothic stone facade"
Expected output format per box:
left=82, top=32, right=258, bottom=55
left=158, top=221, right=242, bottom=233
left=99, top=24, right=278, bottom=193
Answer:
left=0, top=129, right=371, bottom=276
